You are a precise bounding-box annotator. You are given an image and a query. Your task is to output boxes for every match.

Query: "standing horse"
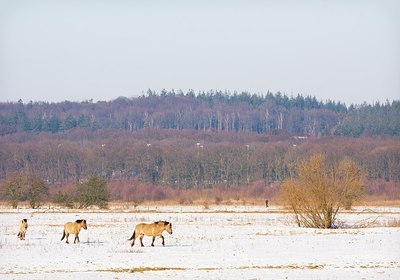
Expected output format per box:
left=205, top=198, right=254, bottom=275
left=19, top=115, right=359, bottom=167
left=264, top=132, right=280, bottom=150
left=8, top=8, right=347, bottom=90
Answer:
left=17, top=219, right=28, bottom=240
left=61, top=219, right=87, bottom=244
left=128, top=221, right=173, bottom=247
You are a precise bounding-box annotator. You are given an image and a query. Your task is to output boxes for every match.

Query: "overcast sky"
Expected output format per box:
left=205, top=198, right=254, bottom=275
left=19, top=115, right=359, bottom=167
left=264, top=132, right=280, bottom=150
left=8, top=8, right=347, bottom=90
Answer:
left=0, top=0, right=399, bottom=105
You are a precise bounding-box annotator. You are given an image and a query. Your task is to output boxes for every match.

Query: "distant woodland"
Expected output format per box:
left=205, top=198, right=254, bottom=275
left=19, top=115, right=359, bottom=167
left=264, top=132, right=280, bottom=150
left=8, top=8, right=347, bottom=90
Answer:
left=1, top=90, right=399, bottom=137
left=0, top=90, right=399, bottom=204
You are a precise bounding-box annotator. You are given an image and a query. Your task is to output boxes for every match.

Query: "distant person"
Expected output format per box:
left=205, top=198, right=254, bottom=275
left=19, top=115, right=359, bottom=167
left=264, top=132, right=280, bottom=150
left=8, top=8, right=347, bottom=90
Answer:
left=265, top=199, right=269, bottom=208
left=18, top=219, right=28, bottom=240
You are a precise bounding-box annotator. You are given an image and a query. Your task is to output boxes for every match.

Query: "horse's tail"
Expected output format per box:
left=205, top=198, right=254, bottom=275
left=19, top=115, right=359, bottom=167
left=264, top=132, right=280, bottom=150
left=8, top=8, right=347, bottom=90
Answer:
left=61, top=230, right=66, bottom=241
left=128, top=230, right=135, bottom=241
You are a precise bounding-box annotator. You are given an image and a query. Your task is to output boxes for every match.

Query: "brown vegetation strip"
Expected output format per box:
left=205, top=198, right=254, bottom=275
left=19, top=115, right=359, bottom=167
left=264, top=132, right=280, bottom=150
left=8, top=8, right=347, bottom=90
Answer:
left=5, top=263, right=399, bottom=275
left=97, top=267, right=186, bottom=273
left=98, top=264, right=325, bottom=273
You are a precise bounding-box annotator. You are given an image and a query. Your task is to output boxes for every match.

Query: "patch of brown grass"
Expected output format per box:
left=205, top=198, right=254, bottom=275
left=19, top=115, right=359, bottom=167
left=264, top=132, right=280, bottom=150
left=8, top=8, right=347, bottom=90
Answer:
left=381, top=218, right=400, bottom=227
left=130, top=267, right=186, bottom=273
left=356, top=200, right=400, bottom=207
left=98, top=264, right=325, bottom=273
left=237, top=264, right=324, bottom=270
left=98, top=267, right=186, bottom=273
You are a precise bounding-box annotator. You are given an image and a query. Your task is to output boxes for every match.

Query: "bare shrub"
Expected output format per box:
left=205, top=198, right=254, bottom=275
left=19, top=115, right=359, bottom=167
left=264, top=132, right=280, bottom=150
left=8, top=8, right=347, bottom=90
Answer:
left=281, top=154, right=364, bottom=229
left=179, top=197, right=187, bottom=205
left=25, top=175, right=48, bottom=208
left=4, top=173, right=48, bottom=208
left=151, top=186, right=166, bottom=201
left=4, top=173, right=25, bottom=208
left=215, top=196, right=222, bottom=205
left=249, top=181, right=266, bottom=197
left=53, top=191, right=74, bottom=208
left=367, top=180, right=400, bottom=200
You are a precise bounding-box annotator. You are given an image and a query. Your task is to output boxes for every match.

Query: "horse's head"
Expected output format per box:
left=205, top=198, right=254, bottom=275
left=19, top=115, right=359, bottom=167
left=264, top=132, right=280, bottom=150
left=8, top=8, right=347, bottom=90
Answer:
left=165, top=222, right=173, bottom=234
left=21, top=219, right=28, bottom=229
left=81, top=219, right=87, bottom=230
left=76, top=219, right=87, bottom=230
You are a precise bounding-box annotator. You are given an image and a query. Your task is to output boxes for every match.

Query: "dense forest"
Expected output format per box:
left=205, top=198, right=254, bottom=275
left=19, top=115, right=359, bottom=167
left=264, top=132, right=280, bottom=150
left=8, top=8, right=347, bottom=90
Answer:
left=0, top=90, right=399, bottom=203
left=1, top=90, right=399, bottom=137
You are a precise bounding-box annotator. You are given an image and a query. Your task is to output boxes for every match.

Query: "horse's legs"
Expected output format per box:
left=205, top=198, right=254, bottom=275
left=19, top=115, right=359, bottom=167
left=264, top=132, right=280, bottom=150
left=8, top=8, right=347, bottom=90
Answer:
left=151, top=236, right=156, bottom=246
left=74, top=234, right=80, bottom=244
left=18, top=232, right=25, bottom=240
left=139, top=234, right=144, bottom=247
left=66, top=233, right=70, bottom=244
left=160, top=235, right=165, bottom=246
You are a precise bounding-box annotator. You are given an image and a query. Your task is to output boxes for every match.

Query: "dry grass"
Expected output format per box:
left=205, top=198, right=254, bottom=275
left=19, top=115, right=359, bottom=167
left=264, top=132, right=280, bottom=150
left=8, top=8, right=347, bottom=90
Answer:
left=97, top=262, right=399, bottom=274
left=108, top=198, right=272, bottom=207
left=98, top=264, right=326, bottom=273
left=1, top=197, right=399, bottom=211
left=356, top=200, right=400, bottom=207
left=129, top=267, right=186, bottom=273
left=237, top=264, right=324, bottom=270
left=380, top=218, right=400, bottom=227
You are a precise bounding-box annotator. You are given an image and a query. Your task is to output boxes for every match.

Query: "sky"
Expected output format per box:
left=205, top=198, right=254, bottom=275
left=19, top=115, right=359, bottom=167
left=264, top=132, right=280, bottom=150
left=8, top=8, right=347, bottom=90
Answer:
left=0, top=0, right=399, bottom=106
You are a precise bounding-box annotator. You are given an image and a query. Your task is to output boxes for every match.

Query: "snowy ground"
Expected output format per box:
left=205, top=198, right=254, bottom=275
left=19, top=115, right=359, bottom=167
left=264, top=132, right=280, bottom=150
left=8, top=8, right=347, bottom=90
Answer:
left=1, top=205, right=399, bottom=279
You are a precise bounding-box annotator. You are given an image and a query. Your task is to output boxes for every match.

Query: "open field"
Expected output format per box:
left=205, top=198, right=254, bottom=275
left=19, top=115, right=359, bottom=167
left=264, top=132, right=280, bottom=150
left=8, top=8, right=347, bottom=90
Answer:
left=1, top=205, right=400, bottom=279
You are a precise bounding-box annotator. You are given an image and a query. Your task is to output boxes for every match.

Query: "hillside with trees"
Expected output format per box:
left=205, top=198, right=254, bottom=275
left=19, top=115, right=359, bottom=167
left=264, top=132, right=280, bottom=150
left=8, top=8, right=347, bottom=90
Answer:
left=0, top=90, right=399, bottom=206
left=1, top=90, right=399, bottom=137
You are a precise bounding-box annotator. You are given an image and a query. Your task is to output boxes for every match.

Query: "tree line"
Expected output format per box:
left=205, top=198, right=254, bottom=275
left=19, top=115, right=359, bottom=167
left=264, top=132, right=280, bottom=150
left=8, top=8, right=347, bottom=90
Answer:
left=1, top=91, right=399, bottom=205
left=1, top=90, right=399, bottom=137
left=0, top=130, right=399, bottom=189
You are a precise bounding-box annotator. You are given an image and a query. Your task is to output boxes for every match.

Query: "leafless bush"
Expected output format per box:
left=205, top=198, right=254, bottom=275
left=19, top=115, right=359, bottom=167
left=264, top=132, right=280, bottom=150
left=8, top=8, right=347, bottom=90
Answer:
left=281, top=154, right=364, bottom=229
left=4, top=173, right=48, bottom=208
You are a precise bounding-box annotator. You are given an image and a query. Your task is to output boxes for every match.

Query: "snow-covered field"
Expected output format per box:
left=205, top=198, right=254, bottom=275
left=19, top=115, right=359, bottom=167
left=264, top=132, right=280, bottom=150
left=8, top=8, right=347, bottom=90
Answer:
left=1, top=205, right=399, bottom=279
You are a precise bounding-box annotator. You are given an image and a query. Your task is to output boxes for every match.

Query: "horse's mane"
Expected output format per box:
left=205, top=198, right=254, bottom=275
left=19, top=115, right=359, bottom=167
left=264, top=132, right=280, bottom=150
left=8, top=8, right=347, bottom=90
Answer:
left=75, top=219, right=85, bottom=223
left=155, top=221, right=170, bottom=225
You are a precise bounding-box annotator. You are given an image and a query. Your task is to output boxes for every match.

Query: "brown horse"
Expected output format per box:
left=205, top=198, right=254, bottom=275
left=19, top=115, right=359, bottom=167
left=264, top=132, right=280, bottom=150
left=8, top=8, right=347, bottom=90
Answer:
left=17, top=219, right=28, bottom=240
left=61, top=219, right=87, bottom=244
left=128, top=221, right=173, bottom=247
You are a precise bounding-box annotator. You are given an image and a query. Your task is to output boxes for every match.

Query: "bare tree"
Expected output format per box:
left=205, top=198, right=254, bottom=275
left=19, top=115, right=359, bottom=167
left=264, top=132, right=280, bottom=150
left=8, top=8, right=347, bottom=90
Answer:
left=25, top=174, right=48, bottom=208
left=281, top=154, right=364, bottom=228
left=5, top=173, right=47, bottom=208
left=5, top=173, right=25, bottom=208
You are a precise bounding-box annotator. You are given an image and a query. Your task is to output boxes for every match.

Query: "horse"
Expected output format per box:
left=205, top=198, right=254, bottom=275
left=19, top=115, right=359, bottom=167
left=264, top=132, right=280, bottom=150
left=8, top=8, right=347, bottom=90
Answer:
left=17, top=219, right=28, bottom=240
left=61, top=219, right=87, bottom=244
left=128, top=221, right=173, bottom=247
